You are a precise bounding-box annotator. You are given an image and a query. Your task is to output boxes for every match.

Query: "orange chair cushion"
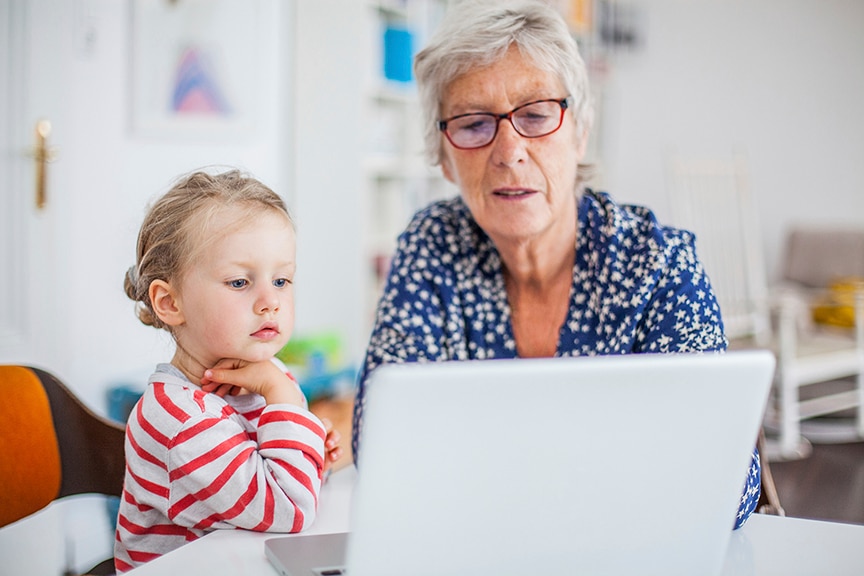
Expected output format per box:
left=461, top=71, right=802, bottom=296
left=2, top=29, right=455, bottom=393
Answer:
left=0, top=365, right=62, bottom=527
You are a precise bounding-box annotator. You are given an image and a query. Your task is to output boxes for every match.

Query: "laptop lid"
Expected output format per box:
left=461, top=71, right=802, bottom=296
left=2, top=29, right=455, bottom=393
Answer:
left=346, top=351, right=774, bottom=576
left=265, top=351, right=774, bottom=576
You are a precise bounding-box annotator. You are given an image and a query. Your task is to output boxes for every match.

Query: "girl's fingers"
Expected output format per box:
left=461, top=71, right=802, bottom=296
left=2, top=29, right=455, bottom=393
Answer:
left=212, top=383, right=238, bottom=398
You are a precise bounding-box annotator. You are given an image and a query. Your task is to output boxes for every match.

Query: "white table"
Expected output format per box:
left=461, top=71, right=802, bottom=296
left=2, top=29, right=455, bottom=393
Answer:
left=126, top=466, right=357, bottom=576
left=128, top=465, right=864, bottom=575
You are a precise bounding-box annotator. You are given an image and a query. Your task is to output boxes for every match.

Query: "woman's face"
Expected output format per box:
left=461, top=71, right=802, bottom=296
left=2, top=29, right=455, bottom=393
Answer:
left=439, top=46, right=587, bottom=248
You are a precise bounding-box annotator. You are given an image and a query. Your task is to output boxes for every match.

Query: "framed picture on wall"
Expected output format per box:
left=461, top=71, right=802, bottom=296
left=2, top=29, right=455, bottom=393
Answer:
left=129, top=0, right=263, bottom=140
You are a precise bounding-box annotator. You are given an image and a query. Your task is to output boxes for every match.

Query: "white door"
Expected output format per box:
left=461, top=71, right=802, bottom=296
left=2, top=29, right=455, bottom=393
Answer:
left=0, top=5, right=114, bottom=575
left=0, top=0, right=66, bottom=368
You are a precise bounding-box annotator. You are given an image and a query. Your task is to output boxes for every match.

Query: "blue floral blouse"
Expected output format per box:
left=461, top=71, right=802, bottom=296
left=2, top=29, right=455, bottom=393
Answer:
left=352, top=189, right=761, bottom=529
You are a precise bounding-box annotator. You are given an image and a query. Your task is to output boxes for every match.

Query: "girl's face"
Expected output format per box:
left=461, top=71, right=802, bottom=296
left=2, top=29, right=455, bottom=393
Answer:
left=170, top=208, right=296, bottom=372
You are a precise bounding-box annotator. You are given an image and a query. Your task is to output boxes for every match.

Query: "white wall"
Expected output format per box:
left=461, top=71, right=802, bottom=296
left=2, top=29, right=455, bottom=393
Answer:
left=292, top=0, right=368, bottom=370
left=598, top=0, right=864, bottom=280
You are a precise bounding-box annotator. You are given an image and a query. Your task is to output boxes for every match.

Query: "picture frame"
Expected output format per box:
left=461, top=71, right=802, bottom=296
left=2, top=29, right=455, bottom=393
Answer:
left=129, top=0, right=263, bottom=140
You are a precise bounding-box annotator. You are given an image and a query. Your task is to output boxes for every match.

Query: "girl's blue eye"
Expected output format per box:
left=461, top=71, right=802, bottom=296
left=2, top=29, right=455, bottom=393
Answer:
left=274, top=278, right=290, bottom=288
left=229, top=279, right=248, bottom=289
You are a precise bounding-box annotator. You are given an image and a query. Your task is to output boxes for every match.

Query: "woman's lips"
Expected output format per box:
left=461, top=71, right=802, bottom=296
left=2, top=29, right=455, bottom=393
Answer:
left=492, top=188, right=536, bottom=198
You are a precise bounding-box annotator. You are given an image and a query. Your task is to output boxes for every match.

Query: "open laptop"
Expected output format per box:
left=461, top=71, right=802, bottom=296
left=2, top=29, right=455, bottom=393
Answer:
left=266, top=350, right=774, bottom=576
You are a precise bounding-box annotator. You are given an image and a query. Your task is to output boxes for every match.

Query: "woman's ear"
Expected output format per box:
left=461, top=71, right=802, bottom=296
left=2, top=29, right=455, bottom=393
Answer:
left=441, top=154, right=456, bottom=185
left=575, top=128, right=590, bottom=161
left=149, top=279, right=185, bottom=327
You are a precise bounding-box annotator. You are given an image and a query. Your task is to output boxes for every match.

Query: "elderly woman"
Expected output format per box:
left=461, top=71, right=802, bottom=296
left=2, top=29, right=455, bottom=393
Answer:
left=353, top=0, right=761, bottom=528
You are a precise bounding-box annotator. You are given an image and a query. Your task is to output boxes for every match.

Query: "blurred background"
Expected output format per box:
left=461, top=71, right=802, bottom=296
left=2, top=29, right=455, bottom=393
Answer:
left=1, top=0, right=862, bottom=573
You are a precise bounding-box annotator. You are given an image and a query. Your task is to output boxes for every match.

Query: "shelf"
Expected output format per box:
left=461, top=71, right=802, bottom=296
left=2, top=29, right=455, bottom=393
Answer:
left=371, top=0, right=410, bottom=20
left=363, top=154, right=435, bottom=178
left=369, top=81, right=418, bottom=104
left=362, top=0, right=451, bottom=331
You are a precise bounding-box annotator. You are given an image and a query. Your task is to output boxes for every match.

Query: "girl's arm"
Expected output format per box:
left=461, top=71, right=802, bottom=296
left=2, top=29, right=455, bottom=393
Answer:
left=164, top=396, right=326, bottom=533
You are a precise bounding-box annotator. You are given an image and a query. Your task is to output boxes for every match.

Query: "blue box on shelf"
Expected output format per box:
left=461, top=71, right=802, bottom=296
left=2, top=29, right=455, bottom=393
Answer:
left=383, top=25, right=414, bottom=83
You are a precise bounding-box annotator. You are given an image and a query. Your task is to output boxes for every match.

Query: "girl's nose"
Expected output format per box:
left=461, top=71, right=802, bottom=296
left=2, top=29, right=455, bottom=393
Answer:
left=255, top=289, right=280, bottom=314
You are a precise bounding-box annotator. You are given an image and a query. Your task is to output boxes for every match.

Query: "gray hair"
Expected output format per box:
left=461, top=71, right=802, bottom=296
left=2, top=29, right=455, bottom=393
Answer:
left=414, top=0, right=594, bottom=168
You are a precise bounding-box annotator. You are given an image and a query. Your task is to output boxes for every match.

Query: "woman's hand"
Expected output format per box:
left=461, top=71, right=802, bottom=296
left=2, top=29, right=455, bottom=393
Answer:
left=201, top=358, right=306, bottom=407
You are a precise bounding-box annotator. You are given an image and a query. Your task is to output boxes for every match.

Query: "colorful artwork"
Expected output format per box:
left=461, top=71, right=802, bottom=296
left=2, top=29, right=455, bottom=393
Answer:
left=130, top=0, right=260, bottom=139
left=171, top=47, right=232, bottom=115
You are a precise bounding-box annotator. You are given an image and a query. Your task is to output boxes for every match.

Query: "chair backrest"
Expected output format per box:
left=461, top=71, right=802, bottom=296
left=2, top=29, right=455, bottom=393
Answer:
left=782, top=227, right=864, bottom=289
left=0, top=365, right=126, bottom=528
left=666, top=155, right=771, bottom=345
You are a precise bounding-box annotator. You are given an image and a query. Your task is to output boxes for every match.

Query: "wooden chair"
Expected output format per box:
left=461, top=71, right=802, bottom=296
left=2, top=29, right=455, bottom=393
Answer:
left=755, top=429, right=785, bottom=516
left=0, top=365, right=126, bottom=575
left=666, top=155, right=864, bottom=460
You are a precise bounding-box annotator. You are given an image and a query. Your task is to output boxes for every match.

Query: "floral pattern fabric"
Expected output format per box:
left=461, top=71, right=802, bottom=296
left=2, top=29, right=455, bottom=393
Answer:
left=352, top=189, right=761, bottom=528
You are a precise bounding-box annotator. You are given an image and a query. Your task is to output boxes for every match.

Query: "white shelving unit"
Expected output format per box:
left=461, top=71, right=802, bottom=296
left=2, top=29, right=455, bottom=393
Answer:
left=361, top=0, right=455, bottom=327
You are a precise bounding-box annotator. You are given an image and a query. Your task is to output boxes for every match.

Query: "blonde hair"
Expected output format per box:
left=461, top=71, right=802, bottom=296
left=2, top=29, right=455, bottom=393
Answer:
left=124, top=169, right=292, bottom=330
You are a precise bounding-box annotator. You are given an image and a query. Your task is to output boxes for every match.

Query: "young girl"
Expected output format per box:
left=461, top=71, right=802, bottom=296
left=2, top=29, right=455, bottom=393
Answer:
left=115, top=169, right=342, bottom=572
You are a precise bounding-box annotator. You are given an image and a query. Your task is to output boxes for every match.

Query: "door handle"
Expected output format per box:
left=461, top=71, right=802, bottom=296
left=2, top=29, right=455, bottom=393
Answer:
left=31, top=119, right=56, bottom=210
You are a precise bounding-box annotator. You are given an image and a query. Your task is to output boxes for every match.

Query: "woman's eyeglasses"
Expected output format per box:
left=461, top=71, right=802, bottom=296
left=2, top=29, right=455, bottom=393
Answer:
left=438, top=97, right=571, bottom=150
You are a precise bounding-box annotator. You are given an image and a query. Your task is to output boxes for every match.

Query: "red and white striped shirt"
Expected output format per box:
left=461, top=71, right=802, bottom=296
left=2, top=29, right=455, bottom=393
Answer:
left=114, top=364, right=325, bottom=573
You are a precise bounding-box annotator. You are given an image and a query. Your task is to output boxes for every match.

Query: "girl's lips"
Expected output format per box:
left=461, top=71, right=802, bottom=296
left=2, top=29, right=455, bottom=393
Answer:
left=252, top=323, right=280, bottom=340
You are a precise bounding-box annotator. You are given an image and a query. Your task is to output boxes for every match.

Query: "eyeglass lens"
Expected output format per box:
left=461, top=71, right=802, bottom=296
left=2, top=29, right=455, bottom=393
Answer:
left=443, top=100, right=566, bottom=149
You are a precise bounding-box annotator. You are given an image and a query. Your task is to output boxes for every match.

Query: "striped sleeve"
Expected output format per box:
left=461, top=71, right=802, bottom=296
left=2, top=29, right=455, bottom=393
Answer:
left=165, top=403, right=326, bottom=532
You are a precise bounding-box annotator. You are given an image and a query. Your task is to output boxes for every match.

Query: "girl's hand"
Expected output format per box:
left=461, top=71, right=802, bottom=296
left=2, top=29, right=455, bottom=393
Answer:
left=201, top=358, right=305, bottom=407
left=320, top=417, right=344, bottom=476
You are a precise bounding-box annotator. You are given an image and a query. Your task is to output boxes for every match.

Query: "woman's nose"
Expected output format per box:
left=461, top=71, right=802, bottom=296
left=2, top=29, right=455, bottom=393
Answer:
left=489, top=119, right=527, bottom=166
